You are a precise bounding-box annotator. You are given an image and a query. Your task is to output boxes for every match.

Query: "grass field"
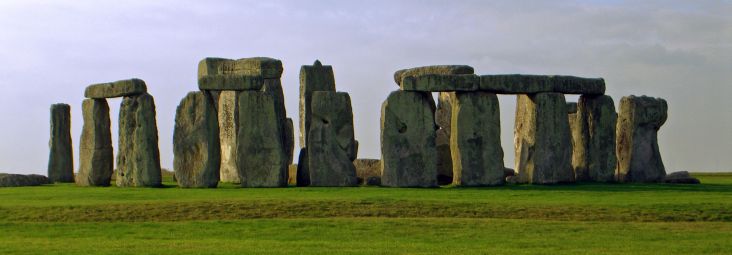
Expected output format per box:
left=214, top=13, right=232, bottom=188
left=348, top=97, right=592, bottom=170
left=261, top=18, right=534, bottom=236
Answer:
left=0, top=173, right=730, bottom=254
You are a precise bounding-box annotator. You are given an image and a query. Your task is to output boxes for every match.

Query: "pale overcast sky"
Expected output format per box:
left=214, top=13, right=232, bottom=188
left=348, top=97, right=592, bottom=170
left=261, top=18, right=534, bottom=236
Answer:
left=0, top=0, right=730, bottom=174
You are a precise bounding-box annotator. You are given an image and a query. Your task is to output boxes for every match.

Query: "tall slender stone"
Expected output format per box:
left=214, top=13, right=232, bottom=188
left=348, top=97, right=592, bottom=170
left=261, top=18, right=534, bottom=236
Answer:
left=299, top=60, right=336, bottom=148
left=218, top=91, right=240, bottom=183
left=451, top=92, right=505, bottom=186
left=284, top=118, right=294, bottom=165
left=237, top=91, right=288, bottom=187
left=307, top=91, right=358, bottom=186
left=116, top=93, right=162, bottom=187
left=296, top=148, right=310, bottom=187
left=174, top=91, right=221, bottom=188
left=380, top=91, right=438, bottom=187
left=435, top=92, right=454, bottom=185
left=514, top=93, right=574, bottom=184
left=616, top=95, right=667, bottom=182
left=572, top=95, right=617, bottom=182
left=77, top=99, right=113, bottom=186
left=48, top=103, right=74, bottom=183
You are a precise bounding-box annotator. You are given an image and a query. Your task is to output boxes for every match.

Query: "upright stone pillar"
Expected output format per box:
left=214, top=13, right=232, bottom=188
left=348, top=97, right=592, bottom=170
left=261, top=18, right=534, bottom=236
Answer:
left=572, top=95, right=617, bottom=182
left=307, top=91, right=358, bottom=186
left=48, top=103, right=74, bottom=183
left=380, top=91, right=438, bottom=187
left=218, top=91, right=240, bottom=183
left=514, top=93, right=574, bottom=184
left=616, top=95, right=667, bottom=182
left=299, top=60, right=336, bottom=148
left=237, top=91, right=288, bottom=187
left=77, top=99, right=113, bottom=186
left=174, top=91, right=221, bottom=188
left=435, top=92, right=454, bottom=185
left=116, top=93, right=162, bottom=187
left=450, top=92, right=505, bottom=186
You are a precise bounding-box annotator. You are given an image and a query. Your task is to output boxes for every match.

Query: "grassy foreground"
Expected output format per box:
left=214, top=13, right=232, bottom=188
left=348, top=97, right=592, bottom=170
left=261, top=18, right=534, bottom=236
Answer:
left=0, top=173, right=730, bottom=254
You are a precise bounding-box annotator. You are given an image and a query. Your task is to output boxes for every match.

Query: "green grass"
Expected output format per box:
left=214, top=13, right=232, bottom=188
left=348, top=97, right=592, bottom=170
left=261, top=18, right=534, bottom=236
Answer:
left=0, top=173, right=730, bottom=254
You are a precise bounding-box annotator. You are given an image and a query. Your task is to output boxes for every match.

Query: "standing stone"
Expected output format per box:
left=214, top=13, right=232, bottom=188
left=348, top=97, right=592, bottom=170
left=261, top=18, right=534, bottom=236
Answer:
left=451, top=92, right=505, bottom=186
left=218, top=91, right=240, bottom=183
left=299, top=60, right=336, bottom=148
left=514, top=93, right=574, bottom=184
left=174, top=91, right=220, bottom=188
left=77, top=99, right=113, bottom=186
left=572, top=95, right=617, bottom=182
left=307, top=91, right=358, bottom=186
left=435, top=92, right=454, bottom=185
left=116, top=93, right=162, bottom=187
left=616, top=95, right=667, bottom=182
left=381, top=91, right=438, bottom=187
left=284, top=118, right=295, bottom=165
left=296, top=148, right=310, bottom=187
left=237, top=91, right=288, bottom=187
left=48, top=103, right=74, bottom=183
left=262, top=78, right=292, bottom=165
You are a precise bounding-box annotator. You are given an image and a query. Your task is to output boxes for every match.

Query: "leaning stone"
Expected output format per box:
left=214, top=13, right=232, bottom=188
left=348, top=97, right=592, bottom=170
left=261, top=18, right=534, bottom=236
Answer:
left=237, top=91, right=288, bottom=187
left=663, top=171, right=700, bottom=184
left=381, top=91, right=438, bottom=187
left=174, top=91, right=221, bottom=188
left=394, top=65, right=474, bottom=85
left=299, top=60, right=336, bottom=148
left=400, top=74, right=479, bottom=92
left=515, top=93, right=574, bottom=184
left=435, top=92, right=454, bottom=185
left=198, top=57, right=283, bottom=79
left=0, top=174, right=51, bottom=187
left=77, top=99, right=113, bottom=186
left=307, top=91, right=358, bottom=186
left=479, top=75, right=605, bottom=95
left=572, top=95, right=617, bottom=182
left=450, top=92, right=505, bottom=186
left=48, top=104, right=74, bottom=183
left=116, top=93, right=162, bottom=187
left=616, top=95, right=668, bottom=182
left=84, top=79, right=147, bottom=99
left=354, top=159, right=381, bottom=183
left=218, top=91, right=240, bottom=183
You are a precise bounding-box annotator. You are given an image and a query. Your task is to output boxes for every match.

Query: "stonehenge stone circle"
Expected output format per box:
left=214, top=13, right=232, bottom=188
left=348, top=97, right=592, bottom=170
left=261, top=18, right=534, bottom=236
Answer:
left=284, top=118, right=295, bottom=166
left=616, top=95, right=668, bottom=182
left=571, top=95, right=617, bottom=182
left=380, top=90, right=438, bottom=187
left=77, top=98, right=113, bottom=186
left=237, top=91, right=288, bottom=187
left=84, top=78, right=147, bottom=99
left=435, top=92, right=454, bottom=185
left=515, top=93, right=574, bottom=184
left=306, top=91, right=358, bottom=186
left=48, top=103, right=74, bottom=183
left=217, top=91, right=240, bottom=183
left=174, top=91, right=221, bottom=188
left=450, top=92, right=505, bottom=186
left=480, top=75, right=605, bottom=95
left=116, top=93, right=162, bottom=187
left=299, top=60, right=336, bottom=148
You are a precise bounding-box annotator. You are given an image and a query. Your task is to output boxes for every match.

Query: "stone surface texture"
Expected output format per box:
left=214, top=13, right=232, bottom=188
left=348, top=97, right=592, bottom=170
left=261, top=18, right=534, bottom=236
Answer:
left=435, top=92, right=454, bottom=185
left=116, top=93, right=162, bottom=187
left=307, top=91, right=358, bottom=186
left=237, top=91, right=288, bottom=187
left=84, top=78, right=147, bottom=99
left=217, top=91, right=240, bottom=183
left=174, top=91, right=221, bottom=188
left=48, top=103, right=74, bottom=183
left=572, top=95, right=617, bottom=182
left=394, top=65, right=474, bottom=85
left=479, top=75, right=605, bottom=95
left=299, top=60, right=336, bottom=148
left=77, top=99, right=113, bottom=186
left=616, top=95, right=668, bottom=183
left=198, top=57, right=284, bottom=79
left=0, top=174, right=51, bottom=187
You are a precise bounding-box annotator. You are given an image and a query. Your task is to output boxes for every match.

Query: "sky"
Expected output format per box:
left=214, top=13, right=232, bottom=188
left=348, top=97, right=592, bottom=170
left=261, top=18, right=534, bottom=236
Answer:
left=0, top=0, right=730, bottom=174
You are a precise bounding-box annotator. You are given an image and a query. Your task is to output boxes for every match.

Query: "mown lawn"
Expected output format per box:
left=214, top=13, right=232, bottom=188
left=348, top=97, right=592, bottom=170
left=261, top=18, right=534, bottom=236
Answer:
left=0, top=173, right=730, bottom=254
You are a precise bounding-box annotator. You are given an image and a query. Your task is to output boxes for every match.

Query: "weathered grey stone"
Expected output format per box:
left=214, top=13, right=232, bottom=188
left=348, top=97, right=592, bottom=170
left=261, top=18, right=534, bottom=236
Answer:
left=354, top=159, right=381, bottom=183
left=237, top=91, right=288, bottom=187
left=435, top=92, right=454, bottom=185
left=515, top=93, right=574, bottom=184
left=0, top=174, right=51, bottom=187
left=451, top=92, right=505, bottom=186
left=198, top=57, right=284, bottom=79
left=77, top=99, right=113, bottom=186
left=116, top=93, right=162, bottom=187
left=381, top=91, right=438, bottom=187
left=299, top=60, right=336, bottom=148
left=567, top=102, right=577, bottom=114
left=84, top=79, right=147, bottom=99
left=400, top=74, right=479, bottom=92
left=616, top=95, right=668, bottom=183
left=663, top=171, right=700, bottom=184
left=284, top=118, right=295, bottom=165
left=48, top=103, right=74, bottom=183
left=174, top=91, right=220, bottom=188
left=307, top=91, right=358, bottom=186
left=198, top=75, right=264, bottom=91
left=572, top=95, right=617, bottom=182
left=296, top=148, right=310, bottom=187
left=217, top=91, right=239, bottom=183
left=261, top=79, right=292, bottom=164
left=479, top=75, right=605, bottom=95
left=394, top=65, right=474, bottom=85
